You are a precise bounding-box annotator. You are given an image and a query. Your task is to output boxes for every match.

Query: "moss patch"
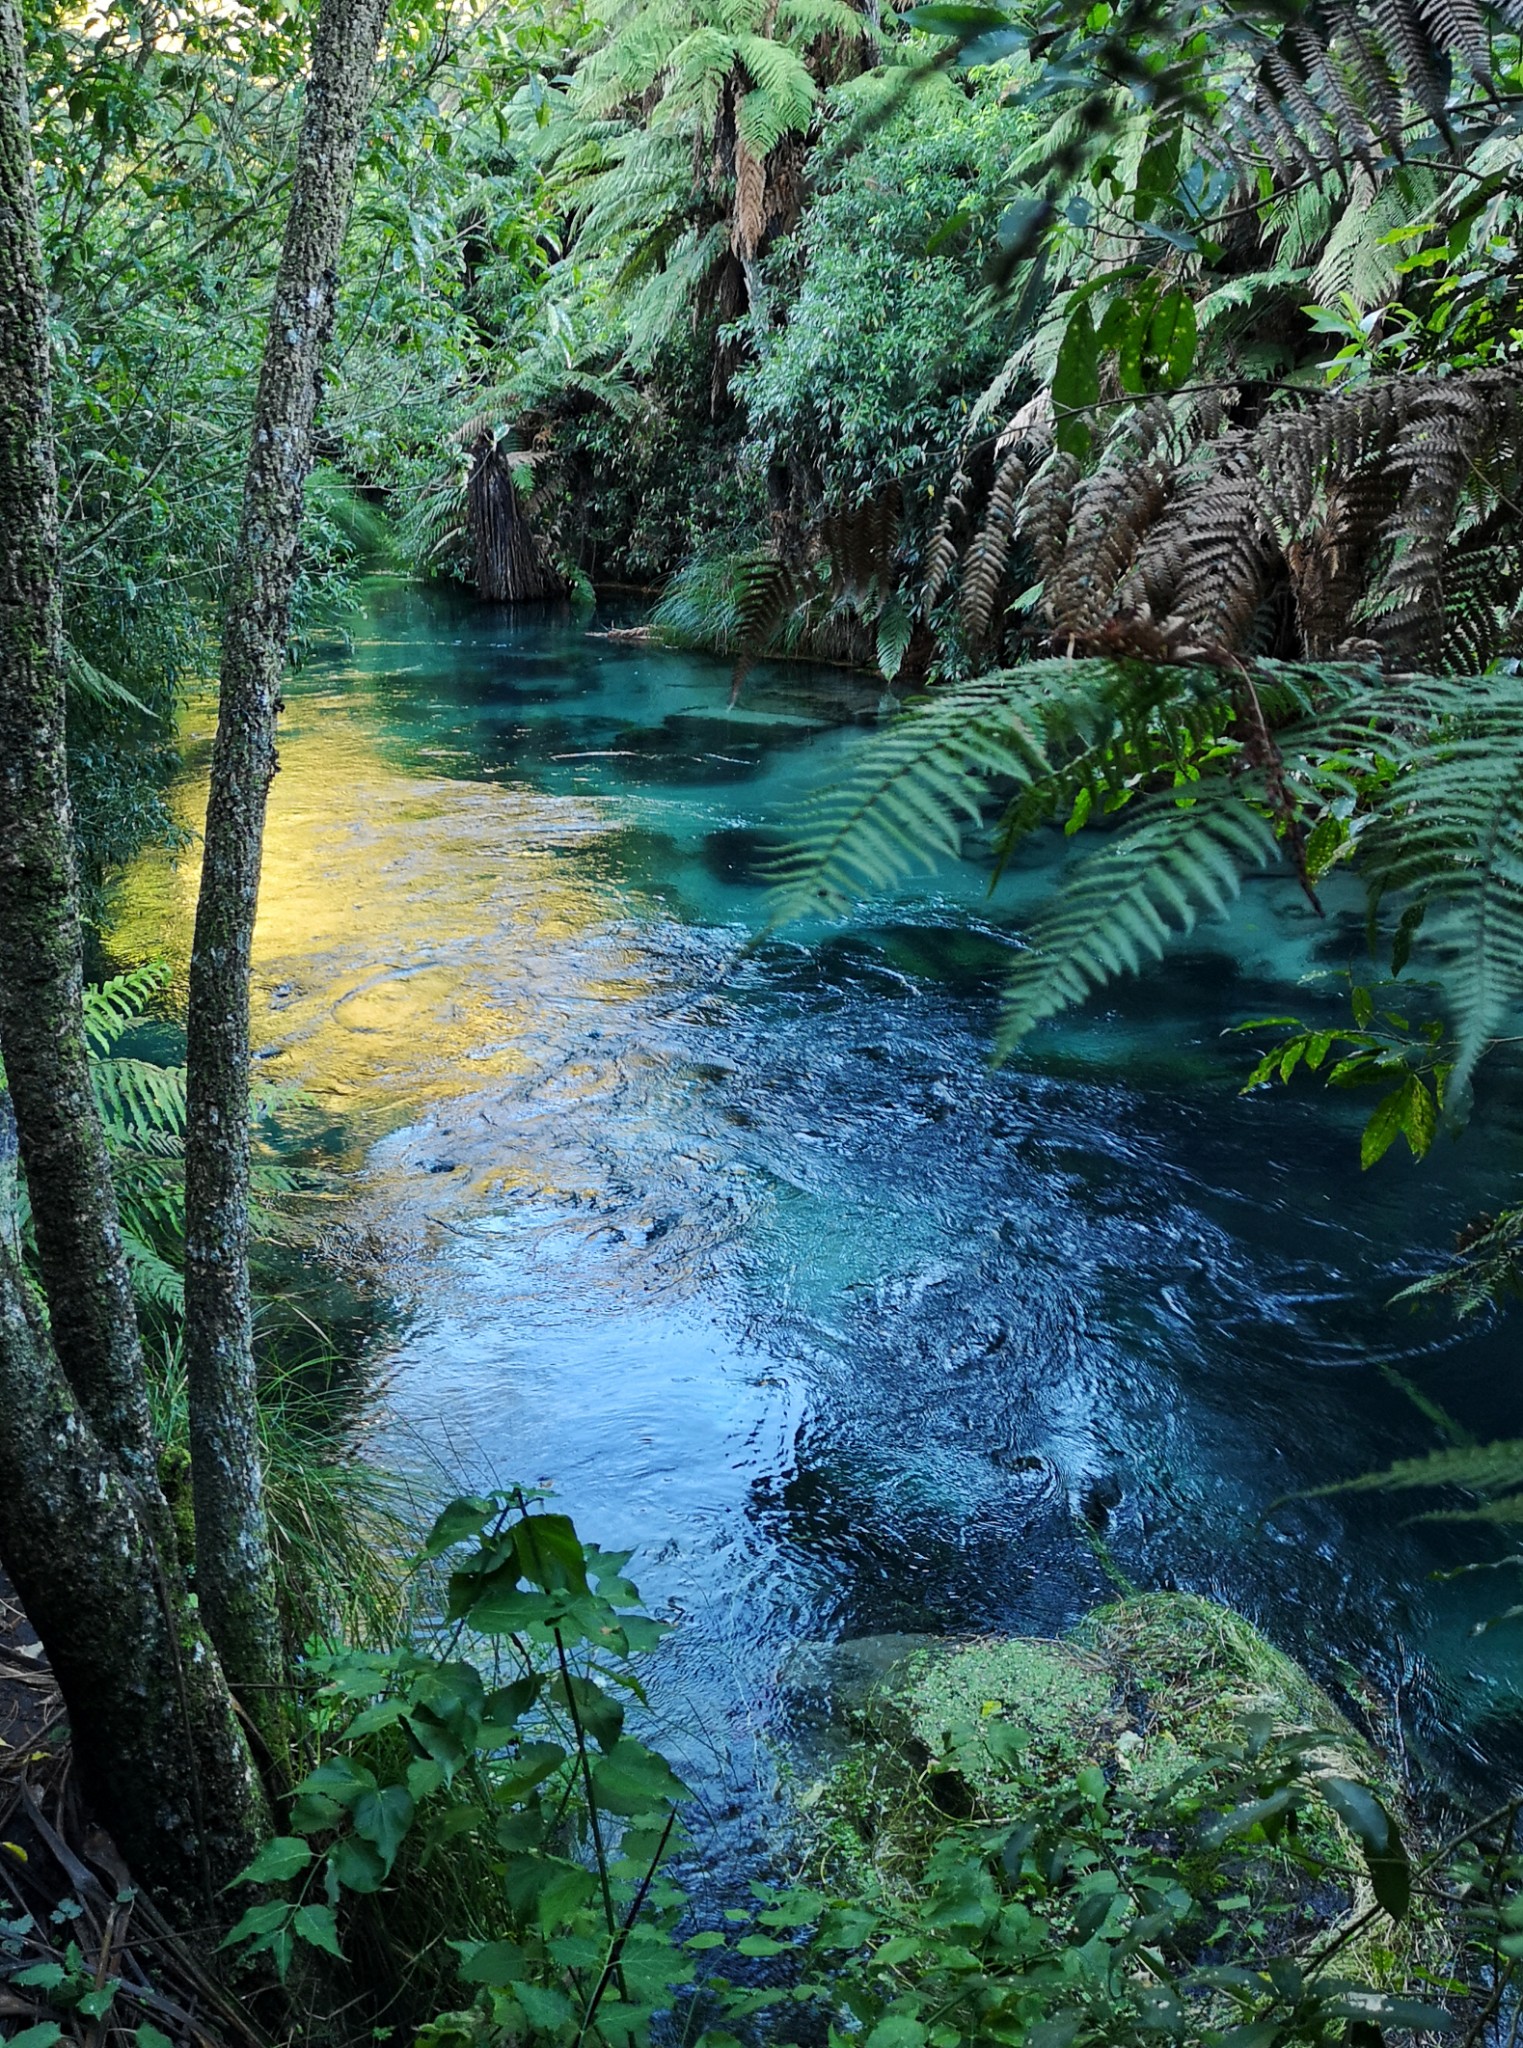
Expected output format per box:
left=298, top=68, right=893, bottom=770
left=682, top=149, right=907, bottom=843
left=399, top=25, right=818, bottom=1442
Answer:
left=790, top=1591, right=1444, bottom=1992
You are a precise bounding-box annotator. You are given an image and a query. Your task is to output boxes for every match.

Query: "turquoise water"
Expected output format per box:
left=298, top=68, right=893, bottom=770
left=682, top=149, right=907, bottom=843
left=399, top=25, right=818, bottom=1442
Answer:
left=119, top=578, right=1523, bottom=1827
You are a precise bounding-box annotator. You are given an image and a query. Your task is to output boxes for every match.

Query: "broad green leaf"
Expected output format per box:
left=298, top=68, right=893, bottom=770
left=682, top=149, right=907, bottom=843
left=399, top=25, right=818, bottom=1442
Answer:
left=550, top=1671, right=624, bottom=1751
left=515, top=1981, right=575, bottom=2031
left=346, top=1696, right=409, bottom=1738
left=1321, top=1779, right=1409, bottom=1920
left=1204, top=1786, right=1297, bottom=1844
left=1149, top=286, right=1197, bottom=388
left=293, top=1904, right=344, bottom=1958
left=352, top=1783, right=416, bottom=1873
left=494, top=1739, right=566, bottom=1800
left=460, top=1581, right=562, bottom=1635
left=405, top=1704, right=469, bottom=1776
left=328, top=1833, right=388, bottom=1895
left=500, top=1849, right=598, bottom=1928
left=590, top=1737, right=691, bottom=1815
left=299, top=1755, right=375, bottom=1805
left=1396, top=1073, right=1436, bottom=1158
left=1133, top=129, right=1181, bottom=221
left=511, top=1511, right=591, bottom=1594
left=1053, top=301, right=1100, bottom=456
left=480, top=1675, right=540, bottom=1740
left=422, top=1496, right=498, bottom=1558
left=1117, top=281, right=1159, bottom=393
left=221, top=1900, right=293, bottom=1948
left=458, top=1937, right=529, bottom=1984
left=866, top=2020, right=930, bottom=2048
left=408, top=1758, right=448, bottom=1802
left=1361, top=1084, right=1408, bottom=1168
left=234, top=1834, right=313, bottom=1886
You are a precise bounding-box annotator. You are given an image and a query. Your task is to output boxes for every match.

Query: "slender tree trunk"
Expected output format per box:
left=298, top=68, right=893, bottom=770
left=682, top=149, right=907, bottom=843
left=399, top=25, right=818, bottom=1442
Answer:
left=0, top=0, right=163, bottom=1513
left=183, top=0, right=388, bottom=1709
left=0, top=1241, right=267, bottom=1916
left=0, top=5, right=266, bottom=1913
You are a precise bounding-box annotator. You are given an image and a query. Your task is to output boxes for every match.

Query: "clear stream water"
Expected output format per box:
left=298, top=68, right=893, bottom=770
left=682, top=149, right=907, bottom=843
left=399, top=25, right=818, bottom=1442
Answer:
left=111, top=578, right=1523, bottom=1846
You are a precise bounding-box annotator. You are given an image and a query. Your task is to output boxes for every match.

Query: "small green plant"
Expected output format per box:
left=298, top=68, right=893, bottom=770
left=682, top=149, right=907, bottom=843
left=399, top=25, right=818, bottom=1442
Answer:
left=226, top=1490, right=703, bottom=2044
left=711, top=1614, right=1457, bottom=2048
left=1234, top=979, right=1451, bottom=1170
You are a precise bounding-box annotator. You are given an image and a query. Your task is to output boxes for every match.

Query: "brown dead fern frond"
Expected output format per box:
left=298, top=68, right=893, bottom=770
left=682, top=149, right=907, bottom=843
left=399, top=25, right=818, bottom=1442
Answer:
left=822, top=484, right=902, bottom=606
left=971, top=372, right=1523, bottom=672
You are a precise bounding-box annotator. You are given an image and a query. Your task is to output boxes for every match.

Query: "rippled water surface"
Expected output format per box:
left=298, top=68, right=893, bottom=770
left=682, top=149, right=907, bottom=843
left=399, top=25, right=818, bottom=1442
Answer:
left=112, top=580, right=1523, bottom=1823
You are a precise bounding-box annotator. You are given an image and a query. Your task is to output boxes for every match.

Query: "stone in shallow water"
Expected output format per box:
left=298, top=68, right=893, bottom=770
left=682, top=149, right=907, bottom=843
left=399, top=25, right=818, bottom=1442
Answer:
left=778, top=1633, right=941, bottom=1731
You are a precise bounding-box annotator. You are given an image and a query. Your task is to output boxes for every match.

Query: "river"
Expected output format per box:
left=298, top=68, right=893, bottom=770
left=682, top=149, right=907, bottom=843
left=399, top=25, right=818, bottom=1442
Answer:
left=109, top=577, right=1523, bottom=1842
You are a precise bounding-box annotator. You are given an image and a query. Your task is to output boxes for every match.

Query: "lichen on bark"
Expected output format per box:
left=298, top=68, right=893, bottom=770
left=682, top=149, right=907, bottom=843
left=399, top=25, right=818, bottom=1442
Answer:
left=182, top=0, right=389, bottom=1722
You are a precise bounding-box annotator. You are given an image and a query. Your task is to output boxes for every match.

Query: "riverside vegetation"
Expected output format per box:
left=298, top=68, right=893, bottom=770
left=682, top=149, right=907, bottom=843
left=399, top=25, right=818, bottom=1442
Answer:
left=8, top=0, right=1523, bottom=2034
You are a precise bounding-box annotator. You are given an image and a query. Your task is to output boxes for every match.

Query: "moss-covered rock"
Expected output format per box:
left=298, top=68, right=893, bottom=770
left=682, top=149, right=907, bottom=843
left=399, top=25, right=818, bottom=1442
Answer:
left=787, top=1590, right=1441, bottom=1992
left=790, top=1593, right=1375, bottom=1818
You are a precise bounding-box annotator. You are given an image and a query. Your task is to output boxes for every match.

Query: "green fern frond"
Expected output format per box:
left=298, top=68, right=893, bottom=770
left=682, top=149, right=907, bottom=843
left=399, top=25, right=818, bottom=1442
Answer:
left=876, top=593, right=913, bottom=681
left=92, top=1056, right=187, bottom=1141
left=120, top=1230, right=186, bottom=1311
left=1378, top=758, right=1523, bottom=1102
left=734, top=35, right=818, bottom=148
left=996, top=792, right=1281, bottom=1052
left=1300, top=1440, right=1523, bottom=1497
left=773, top=658, right=1246, bottom=927
left=665, top=24, right=738, bottom=117
left=64, top=643, right=153, bottom=717
left=769, top=667, right=1062, bottom=921
left=82, top=963, right=171, bottom=1054
left=772, top=0, right=862, bottom=36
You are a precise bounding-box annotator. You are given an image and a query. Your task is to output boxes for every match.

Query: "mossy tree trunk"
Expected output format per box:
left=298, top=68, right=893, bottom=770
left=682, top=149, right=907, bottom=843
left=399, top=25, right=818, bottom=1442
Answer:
left=0, top=0, right=267, bottom=1913
left=0, top=1243, right=268, bottom=1916
left=0, top=0, right=162, bottom=1514
left=182, top=0, right=388, bottom=1715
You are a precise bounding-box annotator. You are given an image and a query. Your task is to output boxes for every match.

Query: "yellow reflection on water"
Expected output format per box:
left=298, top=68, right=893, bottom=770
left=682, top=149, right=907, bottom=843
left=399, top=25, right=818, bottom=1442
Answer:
left=108, top=670, right=647, bottom=1139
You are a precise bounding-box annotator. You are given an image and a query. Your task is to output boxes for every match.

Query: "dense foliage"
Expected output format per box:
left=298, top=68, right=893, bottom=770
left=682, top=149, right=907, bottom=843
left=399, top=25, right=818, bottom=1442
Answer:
left=18, top=0, right=1523, bottom=2034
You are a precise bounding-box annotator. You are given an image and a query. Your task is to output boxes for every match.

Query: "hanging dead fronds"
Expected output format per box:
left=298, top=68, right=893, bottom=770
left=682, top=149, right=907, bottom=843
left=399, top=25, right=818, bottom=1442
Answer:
left=937, top=373, right=1523, bottom=673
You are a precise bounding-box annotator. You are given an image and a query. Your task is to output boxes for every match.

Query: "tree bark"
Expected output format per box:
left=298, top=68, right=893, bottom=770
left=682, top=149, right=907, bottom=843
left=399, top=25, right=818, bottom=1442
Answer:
left=183, top=0, right=388, bottom=1710
left=0, top=1240, right=267, bottom=1916
left=0, top=0, right=164, bottom=1511
left=0, top=0, right=267, bottom=1915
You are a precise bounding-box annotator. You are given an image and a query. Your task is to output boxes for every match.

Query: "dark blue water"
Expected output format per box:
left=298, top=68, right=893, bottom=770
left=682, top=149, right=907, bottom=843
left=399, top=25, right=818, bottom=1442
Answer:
left=116, top=579, right=1523, bottom=1834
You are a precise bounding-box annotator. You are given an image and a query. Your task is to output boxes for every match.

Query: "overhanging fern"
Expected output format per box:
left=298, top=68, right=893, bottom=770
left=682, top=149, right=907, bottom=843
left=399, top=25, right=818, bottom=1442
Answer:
left=996, top=790, right=1281, bottom=1050
left=775, top=653, right=1523, bottom=1085
left=769, top=656, right=1246, bottom=922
